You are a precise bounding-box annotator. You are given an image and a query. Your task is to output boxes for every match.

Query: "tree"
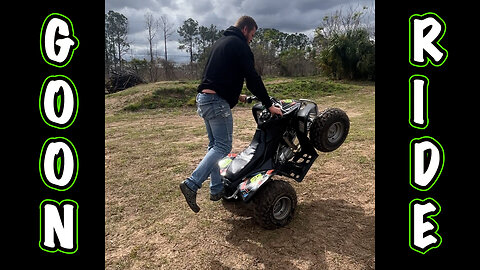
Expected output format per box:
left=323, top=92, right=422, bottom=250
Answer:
left=250, top=28, right=283, bottom=76
left=144, top=12, right=159, bottom=82
left=196, top=24, right=219, bottom=53
left=195, top=24, right=221, bottom=63
left=250, top=28, right=315, bottom=77
left=159, top=15, right=174, bottom=62
left=159, top=15, right=174, bottom=79
left=314, top=6, right=375, bottom=80
left=319, top=29, right=375, bottom=80
left=105, top=10, right=130, bottom=73
left=177, top=18, right=199, bottom=65
left=278, top=48, right=308, bottom=76
left=284, top=33, right=309, bottom=51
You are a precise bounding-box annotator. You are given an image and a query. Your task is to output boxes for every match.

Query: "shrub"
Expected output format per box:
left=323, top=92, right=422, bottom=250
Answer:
left=318, top=29, right=375, bottom=80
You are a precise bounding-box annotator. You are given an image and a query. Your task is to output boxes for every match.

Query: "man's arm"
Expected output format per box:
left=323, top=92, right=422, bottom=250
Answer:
left=238, top=94, right=283, bottom=116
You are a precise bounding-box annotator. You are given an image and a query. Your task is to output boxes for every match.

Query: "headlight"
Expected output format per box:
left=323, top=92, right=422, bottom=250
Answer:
left=296, top=101, right=318, bottom=134
left=307, top=111, right=317, bottom=131
left=256, top=110, right=262, bottom=122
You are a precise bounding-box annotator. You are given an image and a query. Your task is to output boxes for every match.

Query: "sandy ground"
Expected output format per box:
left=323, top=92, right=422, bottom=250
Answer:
left=105, top=87, right=375, bottom=269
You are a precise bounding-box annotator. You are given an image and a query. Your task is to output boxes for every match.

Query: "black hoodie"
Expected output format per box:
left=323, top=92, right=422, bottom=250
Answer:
left=197, top=26, right=273, bottom=109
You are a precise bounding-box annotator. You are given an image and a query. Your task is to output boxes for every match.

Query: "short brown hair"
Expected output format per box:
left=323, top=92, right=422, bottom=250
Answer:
left=234, top=16, right=258, bottom=31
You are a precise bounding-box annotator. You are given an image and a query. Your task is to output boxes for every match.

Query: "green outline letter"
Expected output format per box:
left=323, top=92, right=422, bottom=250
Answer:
left=409, top=136, right=445, bottom=191
left=39, top=137, right=79, bottom=191
left=39, top=199, right=79, bottom=254
left=409, top=75, right=429, bottom=129
left=40, top=13, right=79, bottom=68
left=409, top=12, right=448, bottom=67
left=409, top=198, right=442, bottom=254
left=39, top=75, right=79, bottom=129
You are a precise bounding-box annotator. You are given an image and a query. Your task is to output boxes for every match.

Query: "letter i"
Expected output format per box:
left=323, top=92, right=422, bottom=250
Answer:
left=409, top=75, right=429, bottom=129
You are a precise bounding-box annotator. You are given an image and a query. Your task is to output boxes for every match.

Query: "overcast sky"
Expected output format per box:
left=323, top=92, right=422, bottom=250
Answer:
left=105, top=0, right=374, bottom=63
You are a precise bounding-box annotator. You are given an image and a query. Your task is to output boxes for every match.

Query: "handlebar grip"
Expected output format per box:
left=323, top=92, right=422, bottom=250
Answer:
left=246, top=96, right=257, bottom=103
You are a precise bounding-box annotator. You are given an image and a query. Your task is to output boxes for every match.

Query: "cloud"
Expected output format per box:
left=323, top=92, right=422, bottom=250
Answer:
left=105, top=0, right=374, bottom=62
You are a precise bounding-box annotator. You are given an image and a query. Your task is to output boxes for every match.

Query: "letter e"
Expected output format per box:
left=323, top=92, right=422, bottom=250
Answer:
left=409, top=198, right=442, bottom=254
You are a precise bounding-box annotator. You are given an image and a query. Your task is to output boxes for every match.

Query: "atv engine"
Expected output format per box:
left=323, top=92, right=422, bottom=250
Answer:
left=276, top=144, right=294, bottom=164
left=275, top=130, right=298, bottom=165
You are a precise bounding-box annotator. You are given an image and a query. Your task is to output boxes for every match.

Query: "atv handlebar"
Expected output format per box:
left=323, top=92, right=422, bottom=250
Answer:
left=246, top=96, right=287, bottom=123
left=246, top=96, right=284, bottom=111
left=246, top=96, right=258, bottom=103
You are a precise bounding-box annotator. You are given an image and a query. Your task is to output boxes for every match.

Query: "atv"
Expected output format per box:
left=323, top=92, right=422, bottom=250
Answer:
left=219, top=96, right=349, bottom=229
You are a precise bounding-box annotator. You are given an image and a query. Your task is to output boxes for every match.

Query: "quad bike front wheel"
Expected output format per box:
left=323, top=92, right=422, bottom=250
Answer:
left=310, top=108, right=350, bottom=152
left=253, top=180, right=297, bottom=229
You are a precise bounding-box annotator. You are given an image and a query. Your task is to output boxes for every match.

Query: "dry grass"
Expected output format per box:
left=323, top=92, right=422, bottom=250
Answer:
left=105, top=78, right=375, bottom=269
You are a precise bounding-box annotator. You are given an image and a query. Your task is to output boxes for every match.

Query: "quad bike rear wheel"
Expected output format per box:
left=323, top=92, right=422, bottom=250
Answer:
left=253, top=180, right=297, bottom=229
left=310, top=108, right=349, bottom=152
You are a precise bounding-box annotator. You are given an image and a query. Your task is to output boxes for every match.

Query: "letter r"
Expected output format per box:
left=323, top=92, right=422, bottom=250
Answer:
left=409, top=12, right=448, bottom=67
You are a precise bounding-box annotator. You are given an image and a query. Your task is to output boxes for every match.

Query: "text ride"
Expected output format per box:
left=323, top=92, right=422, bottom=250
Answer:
left=408, top=12, right=447, bottom=255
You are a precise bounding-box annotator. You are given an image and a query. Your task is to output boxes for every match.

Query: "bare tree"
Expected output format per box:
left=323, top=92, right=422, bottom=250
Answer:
left=145, top=12, right=159, bottom=82
left=317, top=4, right=375, bottom=41
left=159, top=15, right=174, bottom=79
left=159, top=15, right=174, bottom=62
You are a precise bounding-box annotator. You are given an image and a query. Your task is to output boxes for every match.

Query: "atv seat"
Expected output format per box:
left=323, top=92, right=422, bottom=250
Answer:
left=224, top=129, right=265, bottom=183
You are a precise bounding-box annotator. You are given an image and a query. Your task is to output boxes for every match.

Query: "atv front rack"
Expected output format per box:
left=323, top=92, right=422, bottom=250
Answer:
left=277, top=146, right=318, bottom=182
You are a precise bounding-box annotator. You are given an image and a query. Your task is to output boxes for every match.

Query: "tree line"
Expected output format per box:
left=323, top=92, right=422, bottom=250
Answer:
left=105, top=6, right=375, bottom=84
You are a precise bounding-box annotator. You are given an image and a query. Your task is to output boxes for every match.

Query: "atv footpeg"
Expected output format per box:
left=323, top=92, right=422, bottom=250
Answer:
left=278, top=150, right=318, bottom=182
left=223, top=189, right=239, bottom=200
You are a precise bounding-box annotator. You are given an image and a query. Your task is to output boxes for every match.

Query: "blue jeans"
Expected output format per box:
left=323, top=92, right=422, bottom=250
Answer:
left=185, top=93, right=233, bottom=194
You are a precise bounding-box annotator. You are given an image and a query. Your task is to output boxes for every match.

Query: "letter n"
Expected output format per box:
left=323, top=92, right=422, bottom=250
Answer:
left=39, top=199, right=78, bottom=254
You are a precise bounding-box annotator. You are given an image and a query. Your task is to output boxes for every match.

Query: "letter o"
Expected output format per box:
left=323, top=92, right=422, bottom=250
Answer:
left=39, top=75, right=78, bottom=129
left=39, top=137, right=79, bottom=191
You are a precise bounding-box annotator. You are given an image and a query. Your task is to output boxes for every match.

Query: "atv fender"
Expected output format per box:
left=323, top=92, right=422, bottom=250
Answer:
left=219, top=153, right=237, bottom=176
left=239, top=170, right=275, bottom=202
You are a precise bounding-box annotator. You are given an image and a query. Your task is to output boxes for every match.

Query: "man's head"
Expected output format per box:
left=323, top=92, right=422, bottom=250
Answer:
left=234, top=15, right=257, bottom=44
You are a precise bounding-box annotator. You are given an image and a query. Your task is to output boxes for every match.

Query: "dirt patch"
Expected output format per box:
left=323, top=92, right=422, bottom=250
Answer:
left=105, top=86, right=375, bottom=269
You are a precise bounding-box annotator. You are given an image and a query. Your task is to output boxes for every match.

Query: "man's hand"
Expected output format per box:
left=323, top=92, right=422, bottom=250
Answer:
left=268, top=105, right=283, bottom=116
left=239, top=94, right=248, bottom=103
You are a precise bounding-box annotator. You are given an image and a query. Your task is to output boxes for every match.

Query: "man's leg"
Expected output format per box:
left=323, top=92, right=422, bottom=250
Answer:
left=181, top=94, right=232, bottom=212
left=208, top=114, right=232, bottom=198
left=185, top=110, right=232, bottom=193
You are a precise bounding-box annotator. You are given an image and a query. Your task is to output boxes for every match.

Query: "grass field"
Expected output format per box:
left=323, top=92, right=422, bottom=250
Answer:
left=105, top=76, right=375, bottom=269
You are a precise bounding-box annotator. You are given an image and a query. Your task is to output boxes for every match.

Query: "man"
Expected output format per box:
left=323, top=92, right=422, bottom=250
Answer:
left=180, top=15, right=282, bottom=213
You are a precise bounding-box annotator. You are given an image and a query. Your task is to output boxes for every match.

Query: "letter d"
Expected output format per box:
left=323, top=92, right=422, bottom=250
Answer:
left=410, top=136, right=445, bottom=191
